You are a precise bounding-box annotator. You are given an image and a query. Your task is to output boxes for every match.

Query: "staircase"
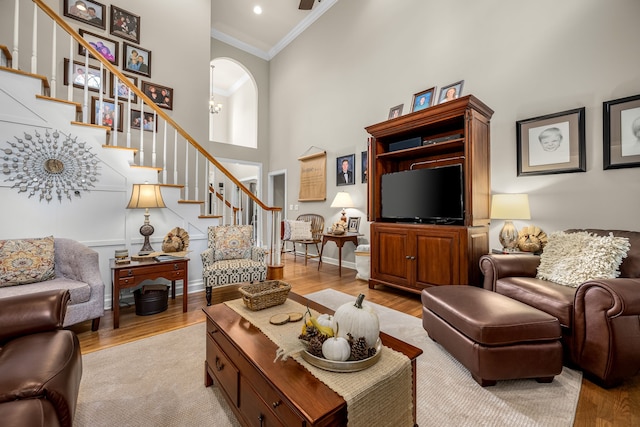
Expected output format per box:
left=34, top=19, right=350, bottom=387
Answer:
left=0, top=1, right=283, bottom=310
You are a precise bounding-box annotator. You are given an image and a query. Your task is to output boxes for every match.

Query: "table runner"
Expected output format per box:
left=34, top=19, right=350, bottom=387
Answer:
left=224, top=298, right=414, bottom=427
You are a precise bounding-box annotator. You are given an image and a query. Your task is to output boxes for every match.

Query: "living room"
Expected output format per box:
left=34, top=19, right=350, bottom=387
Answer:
left=1, top=0, right=639, bottom=426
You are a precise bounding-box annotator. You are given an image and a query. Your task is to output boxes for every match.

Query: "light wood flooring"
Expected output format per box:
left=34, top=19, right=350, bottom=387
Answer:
left=70, top=256, right=639, bottom=427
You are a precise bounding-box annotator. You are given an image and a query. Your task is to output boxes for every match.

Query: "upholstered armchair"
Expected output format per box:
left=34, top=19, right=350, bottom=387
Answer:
left=201, top=225, right=267, bottom=306
left=281, top=214, right=325, bottom=265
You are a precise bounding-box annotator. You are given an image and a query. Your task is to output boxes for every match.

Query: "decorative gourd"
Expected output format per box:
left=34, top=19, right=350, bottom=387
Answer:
left=321, top=323, right=351, bottom=361
left=332, top=294, right=379, bottom=348
left=316, top=313, right=334, bottom=328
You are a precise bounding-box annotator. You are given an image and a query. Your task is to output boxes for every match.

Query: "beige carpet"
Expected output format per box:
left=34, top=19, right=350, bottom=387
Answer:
left=75, top=289, right=581, bottom=426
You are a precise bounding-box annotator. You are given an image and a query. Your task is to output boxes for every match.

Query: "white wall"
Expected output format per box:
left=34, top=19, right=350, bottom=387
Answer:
left=267, top=0, right=640, bottom=261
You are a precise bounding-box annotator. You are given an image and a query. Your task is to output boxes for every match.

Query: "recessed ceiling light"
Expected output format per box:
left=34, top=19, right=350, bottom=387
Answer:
left=253, top=5, right=262, bottom=15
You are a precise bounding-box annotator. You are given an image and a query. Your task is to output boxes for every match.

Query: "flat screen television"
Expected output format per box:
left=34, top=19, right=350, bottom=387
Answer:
left=380, top=164, right=464, bottom=224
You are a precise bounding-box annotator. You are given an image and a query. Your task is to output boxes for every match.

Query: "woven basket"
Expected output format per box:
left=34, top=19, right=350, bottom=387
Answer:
left=240, top=280, right=291, bottom=311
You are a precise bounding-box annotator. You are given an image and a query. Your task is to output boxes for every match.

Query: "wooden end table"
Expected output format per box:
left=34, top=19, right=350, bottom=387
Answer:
left=318, top=232, right=359, bottom=276
left=109, top=257, right=189, bottom=329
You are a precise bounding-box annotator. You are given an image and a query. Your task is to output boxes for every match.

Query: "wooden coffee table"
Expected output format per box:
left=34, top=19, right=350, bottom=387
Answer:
left=203, top=292, right=422, bottom=426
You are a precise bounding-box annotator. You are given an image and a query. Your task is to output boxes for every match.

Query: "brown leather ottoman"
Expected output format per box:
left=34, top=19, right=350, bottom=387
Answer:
left=421, top=286, right=563, bottom=386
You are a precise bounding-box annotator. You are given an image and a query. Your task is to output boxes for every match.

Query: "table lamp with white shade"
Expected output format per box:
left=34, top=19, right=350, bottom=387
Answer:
left=330, top=191, right=355, bottom=223
left=126, top=183, right=166, bottom=255
left=490, top=193, right=531, bottom=251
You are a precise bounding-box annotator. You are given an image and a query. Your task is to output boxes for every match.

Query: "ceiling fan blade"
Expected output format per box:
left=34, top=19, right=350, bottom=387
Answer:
left=299, top=0, right=315, bottom=10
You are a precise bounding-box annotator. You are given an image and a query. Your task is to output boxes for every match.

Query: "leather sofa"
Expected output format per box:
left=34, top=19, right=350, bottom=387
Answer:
left=0, top=290, right=82, bottom=427
left=479, top=229, right=640, bottom=387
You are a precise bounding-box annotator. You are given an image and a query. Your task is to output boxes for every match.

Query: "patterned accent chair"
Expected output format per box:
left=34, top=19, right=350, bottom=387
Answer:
left=201, top=225, right=267, bottom=305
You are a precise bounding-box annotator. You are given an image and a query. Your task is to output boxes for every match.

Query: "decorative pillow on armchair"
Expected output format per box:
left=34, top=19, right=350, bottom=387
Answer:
left=213, top=226, right=253, bottom=261
left=0, top=236, right=56, bottom=287
left=288, top=220, right=312, bottom=241
left=536, top=231, right=631, bottom=287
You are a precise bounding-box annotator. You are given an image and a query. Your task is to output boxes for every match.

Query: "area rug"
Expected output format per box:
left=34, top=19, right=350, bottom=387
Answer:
left=75, top=289, right=582, bottom=426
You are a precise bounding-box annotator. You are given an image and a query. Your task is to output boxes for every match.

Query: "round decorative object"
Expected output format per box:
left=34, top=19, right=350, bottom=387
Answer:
left=322, top=335, right=351, bottom=361
left=301, top=338, right=382, bottom=372
left=517, top=225, right=548, bottom=253
left=44, top=158, right=64, bottom=174
left=269, top=313, right=290, bottom=325
left=162, top=227, right=190, bottom=252
left=288, top=312, right=303, bottom=322
left=332, top=294, right=380, bottom=348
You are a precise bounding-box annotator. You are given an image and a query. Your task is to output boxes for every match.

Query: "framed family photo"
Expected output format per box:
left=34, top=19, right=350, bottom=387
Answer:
left=111, top=73, right=138, bottom=103
left=348, top=217, right=361, bottom=233
left=412, top=87, right=435, bottom=112
left=142, top=81, right=173, bottom=110
left=130, top=109, right=157, bottom=132
left=516, top=107, right=586, bottom=176
left=63, top=58, right=105, bottom=93
left=336, top=154, right=355, bottom=186
left=110, top=6, right=140, bottom=44
left=603, top=94, right=640, bottom=170
left=91, top=97, right=123, bottom=132
left=388, top=104, right=403, bottom=119
left=123, top=43, right=151, bottom=78
left=78, top=29, right=118, bottom=65
left=63, top=0, right=106, bottom=30
left=438, top=80, right=464, bottom=104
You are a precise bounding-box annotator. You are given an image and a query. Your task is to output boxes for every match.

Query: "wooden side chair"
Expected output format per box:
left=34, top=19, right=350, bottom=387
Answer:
left=282, top=214, right=325, bottom=265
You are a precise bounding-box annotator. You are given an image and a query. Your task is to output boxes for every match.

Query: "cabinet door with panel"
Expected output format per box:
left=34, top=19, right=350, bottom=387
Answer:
left=370, top=224, right=412, bottom=289
left=414, top=227, right=461, bottom=288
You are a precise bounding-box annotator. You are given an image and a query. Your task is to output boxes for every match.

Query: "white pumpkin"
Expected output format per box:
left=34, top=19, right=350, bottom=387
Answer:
left=332, top=294, right=379, bottom=348
left=322, top=334, right=351, bottom=361
left=316, top=313, right=334, bottom=328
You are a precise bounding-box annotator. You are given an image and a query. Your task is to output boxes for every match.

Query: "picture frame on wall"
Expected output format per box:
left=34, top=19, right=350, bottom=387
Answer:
left=91, top=96, right=123, bottom=132
left=123, top=43, right=151, bottom=77
left=63, top=58, right=105, bottom=93
left=110, top=73, right=138, bottom=103
left=130, top=109, right=157, bottom=132
left=516, top=107, right=586, bottom=176
left=78, top=29, right=118, bottom=65
left=388, top=104, right=403, bottom=119
left=110, top=6, right=140, bottom=44
left=348, top=217, right=361, bottom=233
left=142, top=81, right=173, bottom=110
left=437, top=80, right=464, bottom=104
left=411, top=87, right=435, bottom=112
left=63, top=0, right=106, bottom=30
left=603, top=93, right=640, bottom=170
left=336, top=154, right=355, bottom=186
left=361, top=150, right=368, bottom=183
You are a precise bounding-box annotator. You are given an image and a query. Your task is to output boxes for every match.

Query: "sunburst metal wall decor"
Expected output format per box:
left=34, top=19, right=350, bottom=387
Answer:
left=2, top=129, right=100, bottom=202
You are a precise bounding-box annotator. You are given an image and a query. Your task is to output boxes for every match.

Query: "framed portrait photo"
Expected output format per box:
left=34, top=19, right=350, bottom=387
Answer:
left=123, top=43, right=151, bottom=78
left=516, top=107, right=586, bottom=176
left=78, top=29, right=118, bottom=65
left=336, top=154, right=355, bottom=186
left=91, top=96, right=123, bottom=132
left=412, top=87, right=435, bottom=112
left=388, top=104, right=403, bottom=119
left=63, top=0, right=106, bottom=30
left=361, top=150, right=368, bottom=183
left=438, top=80, right=464, bottom=104
left=347, top=217, right=361, bottom=233
left=110, top=6, right=140, bottom=44
left=130, top=109, right=157, bottom=132
left=603, top=94, right=640, bottom=170
left=142, top=81, right=173, bottom=110
left=63, top=58, right=105, bottom=93
left=111, top=73, right=138, bottom=103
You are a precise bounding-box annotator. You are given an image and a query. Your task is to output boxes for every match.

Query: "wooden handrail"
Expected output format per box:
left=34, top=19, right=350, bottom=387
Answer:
left=32, top=0, right=280, bottom=214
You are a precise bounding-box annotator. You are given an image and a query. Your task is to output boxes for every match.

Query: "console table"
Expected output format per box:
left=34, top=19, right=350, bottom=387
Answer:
left=318, top=232, right=359, bottom=276
left=109, top=258, right=189, bottom=329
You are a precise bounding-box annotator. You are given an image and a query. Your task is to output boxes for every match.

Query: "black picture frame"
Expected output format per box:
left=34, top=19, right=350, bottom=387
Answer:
left=110, top=73, right=138, bottom=103
left=130, top=109, right=157, bottom=132
left=78, top=29, right=118, bottom=65
left=361, top=150, right=368, bottom=183
left=603, top=94, right=640, bottom=170
left=347, top=217, right=361, bottom=233
left=411, top=87, right=435, bottom=112
left=123, top=42, right=151, bottom=78
left=63, top=58, right=105, bottom=93
left=516, top=107, right=586, bottom=176
left=336, top=154, right=355, bottom=186
left=63, top=0, right=106, bottom=30
left=438, top=80, right=464, bottom=104
left=142, top=81, right=173, bottom=110
left=388, top=104, right=403, bottom=119
left=91, top=96, right=123, bottom=132
left=110, top=6, right=140, bottom=44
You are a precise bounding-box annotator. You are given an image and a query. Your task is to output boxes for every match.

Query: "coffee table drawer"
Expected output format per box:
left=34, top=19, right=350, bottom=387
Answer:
left=242, top=371, right=302, bottom=427
left=240, top=376, right=290, bottom=427
left=206, top=334, right=239, bottom=405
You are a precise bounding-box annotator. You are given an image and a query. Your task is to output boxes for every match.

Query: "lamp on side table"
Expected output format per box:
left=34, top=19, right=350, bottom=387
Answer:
left=127, top=183, right=166, bottom=256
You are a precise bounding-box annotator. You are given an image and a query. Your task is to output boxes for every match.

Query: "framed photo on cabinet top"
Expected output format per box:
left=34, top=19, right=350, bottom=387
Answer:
left=603, top=93, right=640, bottom=170
left=438, top=80, right=464, bottom=104
left=110, top=6, right=141, bottom=44
left=516, top=107, right=586, bottom=176
left=411, top=87, right=435, bottom=112
left=63, top=0, right=106, bottom=30
left=388, top=104, right=403, bottom=119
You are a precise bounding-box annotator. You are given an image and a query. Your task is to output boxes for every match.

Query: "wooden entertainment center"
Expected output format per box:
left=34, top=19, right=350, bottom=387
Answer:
left=365, top=95, right=494, bottom=292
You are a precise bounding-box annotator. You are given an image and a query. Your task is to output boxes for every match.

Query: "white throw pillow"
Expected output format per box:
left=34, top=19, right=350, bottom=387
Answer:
left=536, top=231, right=631, bottom=287
left=288, top=220, right=312, bottom=240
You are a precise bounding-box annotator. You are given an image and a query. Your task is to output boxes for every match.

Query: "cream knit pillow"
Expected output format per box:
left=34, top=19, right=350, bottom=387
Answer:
left=536, top=231, right=631, bottom=287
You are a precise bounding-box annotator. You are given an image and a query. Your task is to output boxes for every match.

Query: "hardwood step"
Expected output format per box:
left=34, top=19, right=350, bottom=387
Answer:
left=130, top=165, right=162, bottom=172
left=102, top=145, right=137, bottom=155
left=71, top=120, right=111, bottom=135
left=36, top=94, right=82, bottom=114
left=0, top=65, right=49, bottom=93
left=198, top=214, right=222, bottom=219
left=178, top=200, right=204, bottom=205
left=159, top=183, right=184, bottom=189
